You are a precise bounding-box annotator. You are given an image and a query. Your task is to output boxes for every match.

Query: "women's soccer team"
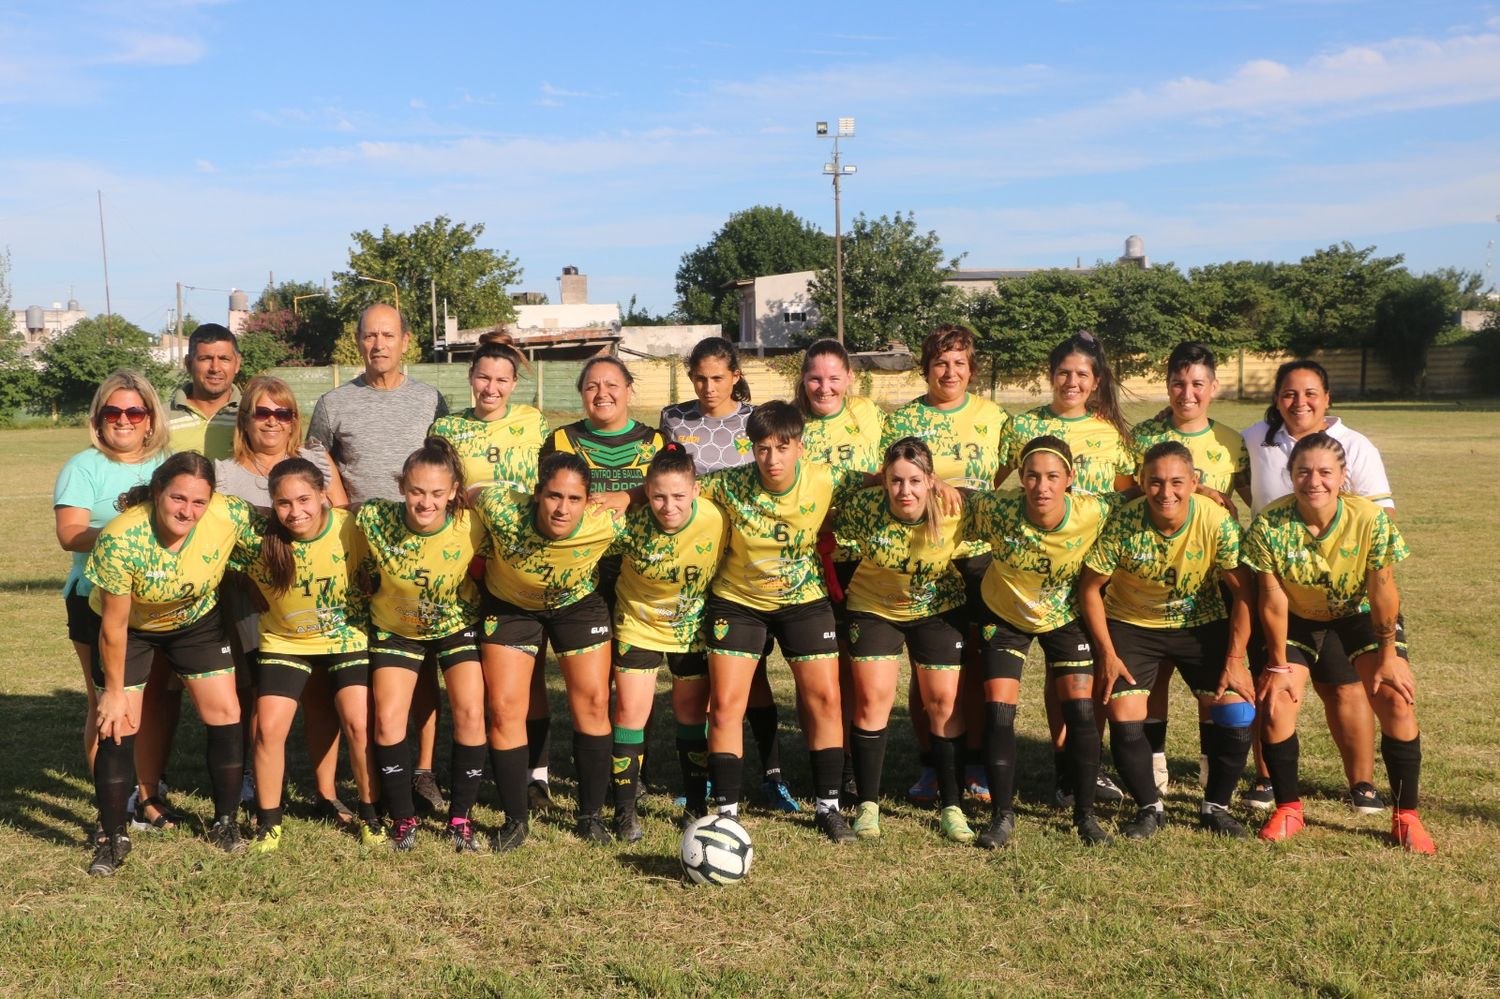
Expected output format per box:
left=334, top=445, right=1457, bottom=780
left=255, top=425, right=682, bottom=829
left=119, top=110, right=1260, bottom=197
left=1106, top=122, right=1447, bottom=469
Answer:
left=63, top=326, right=1435, bottom=875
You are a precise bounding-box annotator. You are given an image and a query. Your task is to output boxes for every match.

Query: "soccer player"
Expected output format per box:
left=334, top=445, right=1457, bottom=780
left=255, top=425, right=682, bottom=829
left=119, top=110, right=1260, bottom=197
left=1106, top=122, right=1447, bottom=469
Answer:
left=606, top=443, right=728, bottom=839
left=233, top=458, right=382, bottom=852
left=1243, top=433, right=1432, bottom=853
left=84, top=452, right=258, bottom=874
left=880, top=324, right=1008, bottom=805
left=545, top=356, right=663, bottom=501
left=832, top=438, right=971, bottom=843
left=964, top=436, right=1113, bottom=847
left=474, top=452, right=625, bottom=849
left=355, top=437, right=489, bottom=853
left=1078, top=442, right=1257, bottom=840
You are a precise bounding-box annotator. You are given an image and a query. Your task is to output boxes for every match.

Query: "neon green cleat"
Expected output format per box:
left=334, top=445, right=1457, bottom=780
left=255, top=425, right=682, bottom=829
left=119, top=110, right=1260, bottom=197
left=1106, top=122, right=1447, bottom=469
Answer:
left=852, top=801, right=881, bottom=840
left=939, top=805, right=975, bottom=844
left=359, top=821, right=388, bottom=847
left=250, top=824, right=282, bottom=855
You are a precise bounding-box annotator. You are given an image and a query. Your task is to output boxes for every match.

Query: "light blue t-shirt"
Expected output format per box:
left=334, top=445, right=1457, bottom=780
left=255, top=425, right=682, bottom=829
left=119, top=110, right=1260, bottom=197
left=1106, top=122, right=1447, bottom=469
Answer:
left=53, top=447, right=166, bottom=598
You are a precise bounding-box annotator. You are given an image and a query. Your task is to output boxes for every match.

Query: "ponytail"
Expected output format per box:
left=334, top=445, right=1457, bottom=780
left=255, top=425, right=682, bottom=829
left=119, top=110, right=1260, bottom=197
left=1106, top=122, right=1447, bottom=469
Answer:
left=397, top=436, right=471, bottom=515
left=646, top=440, right=697, bottom=483
left=1050, top=332, right=1128, bottom=438
left=262, top=458, right=327, bottom=595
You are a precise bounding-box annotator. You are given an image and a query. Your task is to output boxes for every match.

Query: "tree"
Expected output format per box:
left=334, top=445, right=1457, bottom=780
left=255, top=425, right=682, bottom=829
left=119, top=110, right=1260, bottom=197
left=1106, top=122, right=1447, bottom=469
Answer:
left=34, top=315, right=174, bottom=415
left=0, top=249, right=39, bottom=421
left=1276, top=242, right=1404, bottom=354
left=808, top=211, right=962, bottom=353
left=254, top=280, right=343, bottom=364
left=1088, top=261, right=1207, bottom=375
left=333, top=216, right=522, bottom=353
left=675, top=206, right=831, bottom=332
left=1188, top=260, right=1291, bottom=351
left=619, top=295, right=677, bottom=327
left=1370, top=273, right=1460, bottom=395
left=965, top=269, right=1099, bottom=384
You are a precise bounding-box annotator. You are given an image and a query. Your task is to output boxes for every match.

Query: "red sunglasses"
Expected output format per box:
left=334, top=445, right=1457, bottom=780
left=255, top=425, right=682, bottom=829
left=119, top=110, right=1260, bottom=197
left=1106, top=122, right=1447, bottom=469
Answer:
left=99, top=406, right=149, bottom=425
left=253, top=406, right=296, bottom=423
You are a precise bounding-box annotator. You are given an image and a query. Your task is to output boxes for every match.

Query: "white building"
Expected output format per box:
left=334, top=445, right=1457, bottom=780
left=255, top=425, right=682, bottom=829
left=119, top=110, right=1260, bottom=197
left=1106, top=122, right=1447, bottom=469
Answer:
left=733, top=270, right=819, bottom=352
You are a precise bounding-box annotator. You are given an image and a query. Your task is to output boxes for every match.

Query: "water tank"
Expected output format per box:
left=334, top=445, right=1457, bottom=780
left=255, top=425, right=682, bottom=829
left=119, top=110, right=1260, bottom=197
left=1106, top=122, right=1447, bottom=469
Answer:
left=562, top=266, right=579, bottom=276
left=25, top=305, right=44, bottom=332
left=229, top=289, right=249, bottom=312
left=1124, top=235, right=1145, bottom=259
left=67, top=298, right=80, bottom=311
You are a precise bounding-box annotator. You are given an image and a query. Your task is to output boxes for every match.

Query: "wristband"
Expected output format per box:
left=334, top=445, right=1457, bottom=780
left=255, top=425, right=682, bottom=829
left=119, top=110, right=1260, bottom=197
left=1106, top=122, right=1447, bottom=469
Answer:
left=1264, top=664, right=1293, bottom=675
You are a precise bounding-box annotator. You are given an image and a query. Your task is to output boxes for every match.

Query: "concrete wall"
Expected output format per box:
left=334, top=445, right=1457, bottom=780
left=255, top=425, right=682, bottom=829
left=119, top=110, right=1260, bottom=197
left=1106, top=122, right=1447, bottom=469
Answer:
left=618, top=324, right=722, bottom=359
left=739, top=271, right=818, bottom=351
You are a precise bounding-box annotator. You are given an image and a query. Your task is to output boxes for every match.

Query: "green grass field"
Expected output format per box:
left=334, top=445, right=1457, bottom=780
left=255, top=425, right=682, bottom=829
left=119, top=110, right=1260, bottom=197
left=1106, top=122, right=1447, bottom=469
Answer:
left=2, top=400, right=1499, bottom=998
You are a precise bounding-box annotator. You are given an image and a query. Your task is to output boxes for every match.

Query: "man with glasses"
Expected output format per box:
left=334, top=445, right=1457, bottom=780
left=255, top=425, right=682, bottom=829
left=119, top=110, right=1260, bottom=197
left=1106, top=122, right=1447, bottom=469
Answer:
left=169, top=323, right=242, bottom=458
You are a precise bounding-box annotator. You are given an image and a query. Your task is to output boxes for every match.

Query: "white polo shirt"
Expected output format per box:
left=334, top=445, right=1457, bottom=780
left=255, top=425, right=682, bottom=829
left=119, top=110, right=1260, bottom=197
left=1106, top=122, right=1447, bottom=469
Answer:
left=1243, top=416, right=1394, bottom=517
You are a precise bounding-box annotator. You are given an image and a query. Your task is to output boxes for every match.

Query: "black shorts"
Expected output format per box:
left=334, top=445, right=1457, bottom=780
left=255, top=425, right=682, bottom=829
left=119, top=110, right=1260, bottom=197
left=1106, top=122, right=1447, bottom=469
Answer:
left=846, top=608, right=966, bottom=670
left=615, top=642, right=708, bottom=680
left=370, top=625, right=480, bottom=672
left=953, top=554, right=992, bottom=617
left=1285, top=612, right=1408, bottom=676
left=1105, top=618, right=1230, bottom=699
left=978, top=609, right=1094, bottom=682
left=483, top=591, right=611, bottom=657
left=596, top=555, right=622, bottom=618
left=704, top=595, right=838, bottom=663
left=826, top=558, right=859, bottom=616
left=66, top=591, right=101, bottom=646
left=92, top=605, right=235, bottom=690
left=257, top=650, right=370, bottom=700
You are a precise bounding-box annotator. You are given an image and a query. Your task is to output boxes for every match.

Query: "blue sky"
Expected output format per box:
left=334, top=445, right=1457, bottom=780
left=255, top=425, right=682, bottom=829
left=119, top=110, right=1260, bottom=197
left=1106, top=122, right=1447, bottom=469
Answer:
left=3, top=0, right=1499, bottom=331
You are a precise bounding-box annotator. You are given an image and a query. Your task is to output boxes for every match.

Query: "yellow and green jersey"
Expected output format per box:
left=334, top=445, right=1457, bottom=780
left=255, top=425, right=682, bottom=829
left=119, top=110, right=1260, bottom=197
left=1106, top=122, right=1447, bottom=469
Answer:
left=1129, top=417, right=1247, bottom=494
left=802, top=396, right=884, bottom=474
left=1243, top=494, right=1408, bottom=621
left=699, top=460, right=864, bottom=612
left=1000, top=406, right=1135, bottom=498
left=429, top=405, right=549, bottom=492
left=610, top=500, right=729, bottom=652
left=965, top=491, right=1110, bottom=633
left=233, top=508, right=368, bottom=655
left=1084, top=495, right=1242, bottom=629
left=475, top=490, right=624, bottom=612
left=834, top=486, right=966, bottom=621
left=86, top=493, right=256, bottom=632
left=354, top=501, right=488, bottom=639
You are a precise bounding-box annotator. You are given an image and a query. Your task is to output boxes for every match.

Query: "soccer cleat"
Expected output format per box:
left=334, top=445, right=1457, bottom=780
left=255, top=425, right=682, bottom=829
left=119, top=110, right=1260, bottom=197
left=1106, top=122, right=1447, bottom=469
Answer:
left=575, top=813, right=612, bottom=844
left=907, top=767, right=939, bottom=805
left=1392, top=810, right=1435, bottom=855
left=1199, top=807, right=1248, bottom=839
left=87, top=830, right=131, bottom=876
left=815, top=808, right=858, bottom=845
left=1349, top=782, right=1386, bottom=815
left=359, top=821, right=388, bottom=847
left=939, top=805, right=976, bottom=845
left=1241, top=778, right=1276, bottom=811
left=1075, top=813, right=1112, bottom=846
left=964, top=766, right=992, bottom=805
left=1257, top=802, right=1305, bottom=843
left=762, top=778, right=801, bottom=813
left=975, top=810, right=1015, bottom=850
left=207, top=816, right=246, bottom=854
left=492, top=818, right=529, bottom=855
left=1152, top=753, right=1170, bottom=796
left=450, top=818, right=480, bottom=854
left=390, top=816, right=420, bottom=852
left=1121, top=807, right=1165, bottom=841
left=851, top=801, right=881, bottom=840
left=613, top=809, right=644, bottom=845
left=676, top=805, right=707, bottom=832
left=527, top=779, right=556, bottom=814
left=1094, top=774, right=1125, bottom=803
left=251, top=824, right=282, bottom=855
left=412, top=770, right=447, bottom=815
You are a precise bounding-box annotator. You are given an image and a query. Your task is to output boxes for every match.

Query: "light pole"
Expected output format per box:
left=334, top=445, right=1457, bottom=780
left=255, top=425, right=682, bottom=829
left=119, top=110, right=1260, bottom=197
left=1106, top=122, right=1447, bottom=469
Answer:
left=817, top=117, right=857, bottom=344
left=356, top=274, right=400, bottom=318
left=292, top=293, right=325, bottom=317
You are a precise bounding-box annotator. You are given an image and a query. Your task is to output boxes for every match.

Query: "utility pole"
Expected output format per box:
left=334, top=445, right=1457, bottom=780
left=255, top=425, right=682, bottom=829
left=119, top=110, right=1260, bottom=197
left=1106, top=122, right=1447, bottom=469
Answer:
left=817, top=119, right=857, bottom=344
left=430, top=278, right=439, bottom=361
left=176, top=281, right=184, bottom=364
left=97, top=191, right=113, bottom=335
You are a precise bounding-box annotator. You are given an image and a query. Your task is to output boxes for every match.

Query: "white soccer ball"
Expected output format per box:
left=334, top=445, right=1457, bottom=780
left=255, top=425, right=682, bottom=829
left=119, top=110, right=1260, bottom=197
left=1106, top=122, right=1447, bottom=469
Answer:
left=679, top=814, right=754, bottom=885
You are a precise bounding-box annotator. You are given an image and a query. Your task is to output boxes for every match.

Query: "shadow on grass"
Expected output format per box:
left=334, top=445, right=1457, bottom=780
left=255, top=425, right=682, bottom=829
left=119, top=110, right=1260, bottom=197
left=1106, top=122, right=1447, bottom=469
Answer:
left=616, top=850, right=686, bottom=882
left=0, top=577, right=68, bottom=594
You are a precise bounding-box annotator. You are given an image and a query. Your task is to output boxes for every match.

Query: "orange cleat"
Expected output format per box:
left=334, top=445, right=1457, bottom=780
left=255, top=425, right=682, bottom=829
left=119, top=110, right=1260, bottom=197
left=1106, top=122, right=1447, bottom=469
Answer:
left=1258, top=802, right=1305, bottom=843
left=1392, top=810, right=1436, bottom=855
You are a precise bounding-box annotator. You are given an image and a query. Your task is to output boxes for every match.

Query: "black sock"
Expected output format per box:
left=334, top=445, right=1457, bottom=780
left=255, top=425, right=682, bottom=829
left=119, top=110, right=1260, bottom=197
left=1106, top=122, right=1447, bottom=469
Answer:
left=1054, top=750, right=1073, bottom=794
left=204, top=722, right=244, bottom=819
left=1061, top=699, right=1100, bottom=818
left=573, top=731, right=611, bottom=818
left=1204, top=723, right=1252, bottom=808
left=932, top=734, right=964, bottom=808
left=612, top=731, right=645, bottom=815
left=94, top=735, right=135, bottom=834
left=918, top=747, right=935, bottom=769
left=810, top=746, right=843, bottom=809
left=1108, top=720, right=1159, bottom=809
left=257, top=805, right=283, bottom=828
left=525, top=717, right=551, bottom=775
left=841, top=751, right=855, bottom=788
left=745, top=705, right=781, bottom=780
left=489, top=745, right=529, bottom=826
left=1381, top=733, right=1421, bottom=811
left=675, top=724, right=709, bottom=812
left=1144, top=718, right=1168, bottom=756
left=357, top=801, right=378, bottom=826
left=1261, top=733, right=1301, bottom=806
left=708, top=752, right=743, bottom=810
left=448, top=742, right=487, bottom=821
left=1198, top=721, right=1213, bottom=760
left=375, top=739, right=415, bottom=821
left=984, top=702, right=1018, bottom=813
left=850, top=726, right=887, bottom=804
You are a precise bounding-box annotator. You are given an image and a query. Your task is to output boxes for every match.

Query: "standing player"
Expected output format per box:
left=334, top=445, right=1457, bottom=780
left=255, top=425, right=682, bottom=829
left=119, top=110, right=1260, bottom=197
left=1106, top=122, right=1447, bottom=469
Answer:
left=1243, top=433, right=1432, bottom=852
left=355, top=438, right=489, bottom=853
left=606, top=443, right=728, bottom=839
left=964, top=437, right=1113, bottom=847
left=1078, top=442, right=1257, bottom=840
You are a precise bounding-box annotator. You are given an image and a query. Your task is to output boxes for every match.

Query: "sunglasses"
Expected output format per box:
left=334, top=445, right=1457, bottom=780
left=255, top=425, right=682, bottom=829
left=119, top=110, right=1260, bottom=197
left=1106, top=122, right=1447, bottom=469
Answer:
left=99, top=406, right=149, bottom=425
left=253, top=406, right=296, bottom=423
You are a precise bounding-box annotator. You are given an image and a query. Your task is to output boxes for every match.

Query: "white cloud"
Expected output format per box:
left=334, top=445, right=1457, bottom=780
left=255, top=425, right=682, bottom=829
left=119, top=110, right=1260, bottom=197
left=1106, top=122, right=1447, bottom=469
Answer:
left=195, top=158, right=216, bottom=173
left=99, top=32, right=205, bottom=66
left=540, top=82, right=610, bottom=100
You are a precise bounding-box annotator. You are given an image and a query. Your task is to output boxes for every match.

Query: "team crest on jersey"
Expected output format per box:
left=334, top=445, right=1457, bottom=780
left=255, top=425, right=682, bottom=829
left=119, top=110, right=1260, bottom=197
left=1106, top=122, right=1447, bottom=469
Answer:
left=1339, top=544, right=1360, bottom=558
left=799, top=502, right=817, bottom=515
left=695, top=541, right=714, bottom=554
left=734, top=436, right=750, bottom=453
left=573, top=547, right=593, bottom=559
left=713, top=618, right=729, bottom=641
left=849, top=622, right=861, bottom=645
left=484, top=617, right=498, bottom=636
left=844, top=422, right=858, bottom=436
left=1184, top=549, right=1204, bottom=561
left=508, top=425, right=525, bottom=436
left=975, top=424, right=988, bottom=436
left=982, top=624, right=997, bottom=641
